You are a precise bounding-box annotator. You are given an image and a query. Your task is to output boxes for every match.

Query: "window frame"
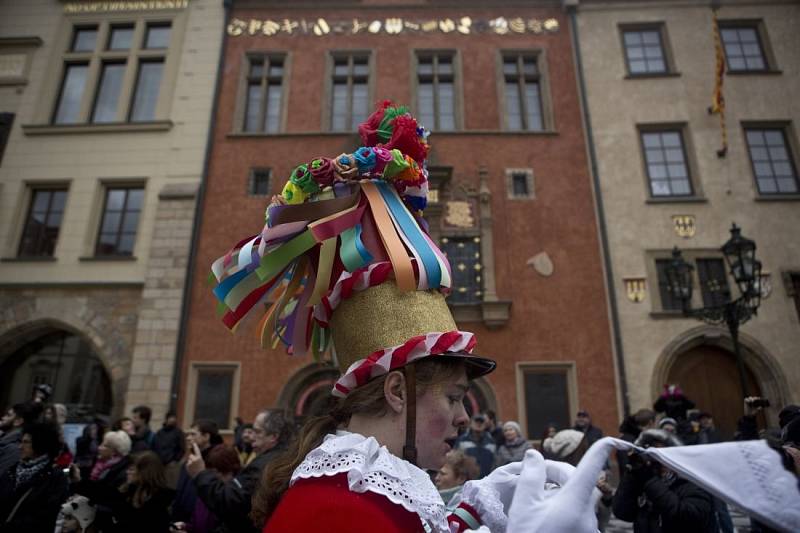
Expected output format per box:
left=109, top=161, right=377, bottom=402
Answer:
left=505, top=168, right=535, bottom=200
left=440, top=235, right=483, bottom=305
left=37, top=11, right=185, bottom=128
left=718, top=19, right=777, bottom=74
left=647, top=249, right=732, bottom=316
left=637, top=123, right=703, bottom=201
left=248, top=167, right=272, bottom=196
left=93, top=183, right=145, bottom=258
left=497, top=49, right=553, bottom=132
left=16, top=185, right=70, bottom=259
left=238, top=52, right=288, bottom=134
left=515, top=362, right=578, bottom=441
left=325, top=51, right=372, bottom=133
left=183, top=362, right=241, bottom=433
left=618, top=22, right=677, bottom=78
left=742, top=121, right=800, bottom=198
left=412, top=49, right=462, bottom=132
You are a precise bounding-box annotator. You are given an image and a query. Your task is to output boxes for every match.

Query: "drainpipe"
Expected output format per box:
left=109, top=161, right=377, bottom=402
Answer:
left=566, top=2, right=631, bottom=416
left=169, top=0, right=232, bottom=417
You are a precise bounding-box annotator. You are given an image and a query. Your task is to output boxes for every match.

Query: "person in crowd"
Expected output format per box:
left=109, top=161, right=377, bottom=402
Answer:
left=236, top=423, right=256, bottom=466
left=574, top=409, right=604, bottom=446
left=612, top=429, right=716, bottom=532
left=653, top=384, right=695, bottom=422
left=75, top=422, right=103, bottom=481
left=113, top=416, right=137, bottom=437
left=495, top=421, right=532, bottom=467
left=153, top=411, right=185, bottom=466
left=0, top=406, right=15, bottom=438
left=113, top=451, right=175, bottom=533
left=172, top=419, right=223, bottom=527
left=455, top=413, right=497, bottom=478
left=57, top=495, right=97, bottom=533
left=0, top=421, right=70, bottom=532
left=0, top=401, right=43, bottom=476
left=131, top=405, right=155, bottom=453
left=537, top=423, right=559, bottom=459
left=696, top=412, right=722, bottom=444
left=484, top=410, right=505, bottom=447
left=543, top=428, right=589, bottom=467
left=31, top=383, right=53, bottom=404
left=188, top=410, right=293, bottom=533
left=617, top=409, right=656, bottom=475
left=658, top=417, right=678, bottom=434
left=434, top=450, right=480, bottom=511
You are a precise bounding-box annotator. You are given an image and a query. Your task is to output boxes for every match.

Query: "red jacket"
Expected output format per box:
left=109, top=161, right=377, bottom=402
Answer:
left=264, top=473, right=481, bottom=532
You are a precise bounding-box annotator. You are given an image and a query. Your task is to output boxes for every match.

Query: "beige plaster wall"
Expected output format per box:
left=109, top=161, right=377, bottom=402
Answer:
left=576, top=0, right=800, bottom=413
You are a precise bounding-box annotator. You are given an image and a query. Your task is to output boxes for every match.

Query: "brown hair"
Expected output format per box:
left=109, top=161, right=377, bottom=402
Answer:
left=124, top=451, right=168, bottom=508
left=207, top=445, right=242, bottom=477
left=250, top=357, right=464, bottom=527
left=443, top=449, right=480, bottom=483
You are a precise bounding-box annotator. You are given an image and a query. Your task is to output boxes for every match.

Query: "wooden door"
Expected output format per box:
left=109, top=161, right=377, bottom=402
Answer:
left=667, top=345, right=761, bottom=440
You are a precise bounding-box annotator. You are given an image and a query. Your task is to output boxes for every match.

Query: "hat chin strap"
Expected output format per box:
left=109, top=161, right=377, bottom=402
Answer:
left=402, top=364, right=417, bottom=465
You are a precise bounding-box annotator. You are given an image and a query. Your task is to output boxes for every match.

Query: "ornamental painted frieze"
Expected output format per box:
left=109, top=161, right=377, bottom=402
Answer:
left=227, top=16, right=560, bottom=37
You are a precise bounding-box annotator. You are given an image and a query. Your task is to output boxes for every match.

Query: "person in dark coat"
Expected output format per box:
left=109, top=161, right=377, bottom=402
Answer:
left=131, top=405, right=155, bottom=453
left=617, top=409, right=656, bottom=476
left=113, top=451, right=176, bottom=533
left=153, top=411, right=185, bottom=465
left=653, top=384, right=695, bottom=422
left=0, top=401, right=43, bottom=477
left=573, top=409, right=604, bottom=445
left=187, top=410, right=293, bottom=533
left=494, top=421, right=532, bottom=467
left=455, top=413, right=497, bottom=478
left=612, top=429, right=716, bottom=533
left=0, top=421, right=69, bottom=533
left=75, top=422, right=103, bottom=481
left=172, top=419, right=224, bottom=526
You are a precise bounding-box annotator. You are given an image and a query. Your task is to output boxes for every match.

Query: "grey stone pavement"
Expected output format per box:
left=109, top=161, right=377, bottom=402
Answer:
left=604, top=506, right=755, bottom=532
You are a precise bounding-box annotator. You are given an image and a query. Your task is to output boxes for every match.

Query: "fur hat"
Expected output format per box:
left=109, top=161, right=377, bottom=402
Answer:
left=658, top=417, right=678, bottom=429
left=103, top=429, right=131, bottom=456
left=61, top=495, right=95, bottom=532
left=543, top=429, right=585, bottom=459
left=635, top=428, right=683, bottom=448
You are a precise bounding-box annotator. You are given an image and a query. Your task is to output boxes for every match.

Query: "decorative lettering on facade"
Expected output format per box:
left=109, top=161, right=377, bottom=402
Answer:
left=0, top=54, right=26, bottom=78
left=226, top=16, right=560, bottom=37
left=63, top=0, right=189, bottom=13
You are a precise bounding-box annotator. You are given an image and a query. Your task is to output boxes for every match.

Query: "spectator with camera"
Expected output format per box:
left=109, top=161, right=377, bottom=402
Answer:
left=612, top=429, right=716, bottom=532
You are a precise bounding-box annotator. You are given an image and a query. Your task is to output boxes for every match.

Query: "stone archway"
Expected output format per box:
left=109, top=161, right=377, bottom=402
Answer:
left=275, top=362, right=340, bottom=421
left=0, top=300, right=134, bottom=420
left=652, top=325, right=791, bottom=430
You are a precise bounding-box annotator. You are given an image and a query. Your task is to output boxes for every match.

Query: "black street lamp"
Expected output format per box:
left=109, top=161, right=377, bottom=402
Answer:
left=665, top=224, right=762, bottom=403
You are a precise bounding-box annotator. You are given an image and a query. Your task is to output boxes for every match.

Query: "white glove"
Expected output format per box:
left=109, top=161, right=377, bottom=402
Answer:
left=507, top=437, right=630, bottom=533
left=460, top=461, right=523, bottom=532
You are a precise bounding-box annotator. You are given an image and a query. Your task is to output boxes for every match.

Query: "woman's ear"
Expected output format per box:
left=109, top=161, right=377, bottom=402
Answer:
left=383, top=370, right=406, bottom=415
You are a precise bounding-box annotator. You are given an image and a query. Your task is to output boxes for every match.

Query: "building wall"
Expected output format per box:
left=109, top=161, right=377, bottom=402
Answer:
left=181, top=1, right=620, bottom=436
left=576, top=0, right=800, bottom=419
left=0, top=0, right=223, bottom=425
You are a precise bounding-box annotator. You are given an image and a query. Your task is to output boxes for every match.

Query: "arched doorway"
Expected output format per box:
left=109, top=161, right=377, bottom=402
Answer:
left=0, top=330, right=113, bottom=422
left=666, top=345, right=761, bottom=439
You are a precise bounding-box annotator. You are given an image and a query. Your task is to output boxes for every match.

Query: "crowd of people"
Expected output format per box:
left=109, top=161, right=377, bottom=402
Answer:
left=0, top=381, right=797, bottom=533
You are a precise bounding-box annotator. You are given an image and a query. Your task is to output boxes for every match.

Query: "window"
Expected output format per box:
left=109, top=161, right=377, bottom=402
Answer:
left=95, top=186, right=143, bottom=256
left=518, top=364, right=574, bottom=440
left=720, top=24, right=768, bottom=72
left=18, top=188, right=68, bottom=257
left=248, top=168, right=271, bottom=196
left=441, top=236, right=482, bottom=304
left=0, top=113, right=13, bottom=165
left=506, top=168, right=534, bottom=199
left=186, top=363, right=240, bottom=431
left=244, top=55, right=285, bottom=133
left=417, top=52, right=456, bottom=131
left=52, top=21, right=171, bottom=124
left=330, top=54, right=369, bottom=132
left=656, top=259, right=683, bottom=311
left=641, top=129, right=693, bottom=197
left=744, top=127, right=798, bottom=195
left=622, top=27, right=668, bottom=75
left=502, top=53, right=543, bottom=131
left=696, top=258, right=731, bottom=307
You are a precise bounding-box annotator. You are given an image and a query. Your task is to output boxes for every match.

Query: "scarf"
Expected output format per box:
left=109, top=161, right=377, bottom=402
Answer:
left=90, top=455, right=122, bottom=481
left=15, top=454, right=50, bottom=490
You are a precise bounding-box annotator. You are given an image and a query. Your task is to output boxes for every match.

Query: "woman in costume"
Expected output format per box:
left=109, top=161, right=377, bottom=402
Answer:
left=209, top=102, right=799, bottom=533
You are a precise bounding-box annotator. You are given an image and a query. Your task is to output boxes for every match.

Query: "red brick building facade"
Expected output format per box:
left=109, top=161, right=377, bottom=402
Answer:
left=179, top=0, right=620, bottom=439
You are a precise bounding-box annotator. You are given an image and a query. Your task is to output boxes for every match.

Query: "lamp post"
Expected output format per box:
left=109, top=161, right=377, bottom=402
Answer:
left=665, top=224, right=762, bottom=401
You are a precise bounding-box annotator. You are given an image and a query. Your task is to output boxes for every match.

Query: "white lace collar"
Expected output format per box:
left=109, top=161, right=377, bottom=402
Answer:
left=291, top=431, right=449, bottom=532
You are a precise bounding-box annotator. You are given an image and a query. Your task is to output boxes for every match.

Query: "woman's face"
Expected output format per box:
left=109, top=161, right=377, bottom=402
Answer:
left=89, top=424, right=98, bottom=439
left=434, top=463, right=462, bottom=490
left=126, top=464, right=137, bottom=484
left=503, top=426, right=519, bottom=442
left=20, top=433, right=34, bottom=460
left=98, top=437, right=115, bottom=460
left=414, top=369, right=470, bottom=470
left=121, top=420, right=135, bottom=436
